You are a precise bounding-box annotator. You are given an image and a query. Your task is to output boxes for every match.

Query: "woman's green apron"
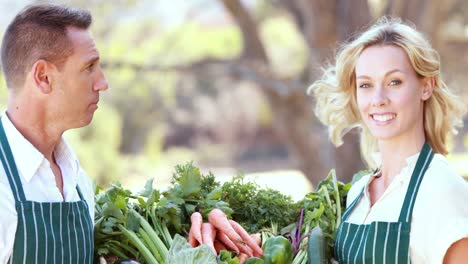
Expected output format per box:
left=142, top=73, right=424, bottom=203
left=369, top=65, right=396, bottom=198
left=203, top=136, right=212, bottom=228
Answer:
left=0, top=118, right=94, bottom=264
left=334, top=143, right=434, bottom=263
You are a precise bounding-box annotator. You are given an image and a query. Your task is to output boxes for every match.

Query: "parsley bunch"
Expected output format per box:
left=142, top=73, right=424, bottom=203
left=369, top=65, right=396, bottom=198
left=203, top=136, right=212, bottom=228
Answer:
left=221, top=175, right=300, bottom=233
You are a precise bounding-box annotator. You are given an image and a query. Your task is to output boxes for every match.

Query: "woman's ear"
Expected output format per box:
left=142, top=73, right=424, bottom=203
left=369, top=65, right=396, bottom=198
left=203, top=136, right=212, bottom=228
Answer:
left=421, top=77, right=435, bottom=101
left=32, top=60, right=55, bottom=94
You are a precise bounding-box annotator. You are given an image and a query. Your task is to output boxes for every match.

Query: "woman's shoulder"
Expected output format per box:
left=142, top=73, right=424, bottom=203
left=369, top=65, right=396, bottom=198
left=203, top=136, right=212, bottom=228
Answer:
left=424, top=154, right=468, bottom=190
left=411, top=154, right=468, bottom=263
left=418, top=153, right=468, bottom=207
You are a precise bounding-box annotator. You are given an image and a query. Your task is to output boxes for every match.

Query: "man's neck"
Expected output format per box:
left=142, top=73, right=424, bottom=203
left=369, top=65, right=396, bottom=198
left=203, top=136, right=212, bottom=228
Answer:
left=6, top=102, right=63, bottom=162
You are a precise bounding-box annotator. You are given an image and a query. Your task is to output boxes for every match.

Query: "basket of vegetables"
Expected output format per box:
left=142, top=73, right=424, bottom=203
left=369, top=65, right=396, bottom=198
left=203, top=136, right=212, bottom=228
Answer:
left=94, top=162, right=351, bottom=264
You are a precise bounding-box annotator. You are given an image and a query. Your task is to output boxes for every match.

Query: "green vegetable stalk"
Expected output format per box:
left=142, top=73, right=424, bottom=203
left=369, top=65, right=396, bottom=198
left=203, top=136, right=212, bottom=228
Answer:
left=262, top=236, right=294, bottom=264
left=308, top=226, right=327, bottom=264
left=245, top=257, right=264, bottom=264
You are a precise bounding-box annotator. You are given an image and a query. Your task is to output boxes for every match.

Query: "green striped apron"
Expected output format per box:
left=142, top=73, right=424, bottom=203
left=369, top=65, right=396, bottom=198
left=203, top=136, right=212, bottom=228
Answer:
left=0, top=118, right=94, bottom=264
left=334, top=143, right=434, bottom=263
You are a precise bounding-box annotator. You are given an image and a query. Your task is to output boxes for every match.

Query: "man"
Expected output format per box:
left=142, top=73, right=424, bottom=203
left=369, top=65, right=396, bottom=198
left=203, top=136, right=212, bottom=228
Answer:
left=0, top=3, right=108, bottom=263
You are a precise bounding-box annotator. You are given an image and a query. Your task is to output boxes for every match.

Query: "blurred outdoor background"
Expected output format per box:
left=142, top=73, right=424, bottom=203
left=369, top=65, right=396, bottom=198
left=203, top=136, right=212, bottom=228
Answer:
left=0, top=0, right=467, bottom=199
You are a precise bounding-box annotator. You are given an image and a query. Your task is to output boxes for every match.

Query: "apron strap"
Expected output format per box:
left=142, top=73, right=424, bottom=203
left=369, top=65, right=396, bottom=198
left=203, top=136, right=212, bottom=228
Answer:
left=342, top=142, right=434, bottom=223
left=76, top=185, right=86, bottom=201
left=0, top=117, right=26, bottom=202
left=342, top=188, right=365, bottom=221
left=398, top=142, right=434, bottom=223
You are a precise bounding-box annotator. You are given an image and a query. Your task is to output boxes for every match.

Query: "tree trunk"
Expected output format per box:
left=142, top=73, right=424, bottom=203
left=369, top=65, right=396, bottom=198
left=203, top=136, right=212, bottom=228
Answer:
left=221, top=0, right=268, bottom=61
left=282, top=0, right=370, bottom=182
left=221, top=0, right=330, bottom=185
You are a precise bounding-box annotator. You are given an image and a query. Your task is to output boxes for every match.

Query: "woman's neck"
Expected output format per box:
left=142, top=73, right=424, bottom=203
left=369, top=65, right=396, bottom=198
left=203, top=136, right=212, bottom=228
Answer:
left=378, top=136, right=425, bottom=186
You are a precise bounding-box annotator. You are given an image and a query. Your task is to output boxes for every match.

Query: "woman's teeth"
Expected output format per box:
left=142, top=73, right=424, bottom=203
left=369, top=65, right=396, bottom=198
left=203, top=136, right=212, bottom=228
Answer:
left=372, top=114, right=395, bottom=122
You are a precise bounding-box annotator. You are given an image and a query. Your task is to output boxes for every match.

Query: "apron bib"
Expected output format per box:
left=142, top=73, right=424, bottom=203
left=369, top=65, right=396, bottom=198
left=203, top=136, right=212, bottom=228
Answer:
left=0, top=119, right=94, bottom=264
left=334, top=143, right=434, bottom=263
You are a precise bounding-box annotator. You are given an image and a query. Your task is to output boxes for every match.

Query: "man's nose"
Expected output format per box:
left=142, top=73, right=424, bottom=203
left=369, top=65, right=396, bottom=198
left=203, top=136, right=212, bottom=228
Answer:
left=94, top=68, right=109, bottom=91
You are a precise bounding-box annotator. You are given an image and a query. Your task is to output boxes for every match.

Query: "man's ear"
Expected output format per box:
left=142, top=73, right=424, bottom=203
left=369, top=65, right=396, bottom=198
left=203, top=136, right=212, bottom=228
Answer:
left=421, top=77, right=435, bottom=101
left=32, top=60, right=56, bottom=94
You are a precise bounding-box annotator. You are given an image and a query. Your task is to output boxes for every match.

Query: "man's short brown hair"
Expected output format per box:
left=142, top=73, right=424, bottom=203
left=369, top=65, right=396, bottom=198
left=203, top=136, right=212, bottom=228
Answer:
left=1, top=3, right=92, bottom=90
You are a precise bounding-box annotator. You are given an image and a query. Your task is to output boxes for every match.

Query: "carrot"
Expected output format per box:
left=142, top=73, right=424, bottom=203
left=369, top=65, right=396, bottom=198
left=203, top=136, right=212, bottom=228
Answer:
left=236, top=242, right=253, bottom=257
left=238, top=253, right=249, bottom=264
left=190, top=212, right=203, bottom=244
left=214, top=240, right=227, bottom=253
left=217, top=232, right=240, bottom=253
left=201, top=223, right=217, bottom=255
left=189, top=231, right=199, bottom=247
left=250, top=233, right=261, bottom=246
left=208, top=209, right=242, bottom=243
left=229, top=220, right=263, bottom=257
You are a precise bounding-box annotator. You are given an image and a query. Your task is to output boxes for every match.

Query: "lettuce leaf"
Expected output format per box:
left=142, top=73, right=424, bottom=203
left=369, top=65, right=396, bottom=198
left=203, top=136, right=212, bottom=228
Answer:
left=166, top=234, right=217, bottom=264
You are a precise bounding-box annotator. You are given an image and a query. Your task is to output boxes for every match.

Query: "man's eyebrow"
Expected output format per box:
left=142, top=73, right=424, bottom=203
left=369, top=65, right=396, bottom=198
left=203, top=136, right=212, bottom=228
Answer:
left=85, top=56, right=100, bottom=66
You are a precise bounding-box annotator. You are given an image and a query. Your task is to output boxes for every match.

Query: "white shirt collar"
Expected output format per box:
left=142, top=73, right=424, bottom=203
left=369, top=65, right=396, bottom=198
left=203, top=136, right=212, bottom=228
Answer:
left=371, top=151, right=421, bottom=173
left=1, top=111, right=80, bottom=183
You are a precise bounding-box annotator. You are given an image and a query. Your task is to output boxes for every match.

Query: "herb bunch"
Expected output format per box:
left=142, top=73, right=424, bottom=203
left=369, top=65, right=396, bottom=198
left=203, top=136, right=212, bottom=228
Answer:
left=221, top=175, right=300, bottom=234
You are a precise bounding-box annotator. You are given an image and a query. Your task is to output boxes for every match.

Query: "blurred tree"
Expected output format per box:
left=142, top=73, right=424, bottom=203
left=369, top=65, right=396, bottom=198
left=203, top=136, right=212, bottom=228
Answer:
left=90, top=0, right=467, bottom=186
left=16, top=0, right=465, bottom=186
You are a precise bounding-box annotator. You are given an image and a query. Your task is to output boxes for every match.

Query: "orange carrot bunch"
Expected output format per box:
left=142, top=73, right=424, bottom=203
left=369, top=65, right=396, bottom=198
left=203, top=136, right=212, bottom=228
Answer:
left=188, top=208, right=263, bottom=263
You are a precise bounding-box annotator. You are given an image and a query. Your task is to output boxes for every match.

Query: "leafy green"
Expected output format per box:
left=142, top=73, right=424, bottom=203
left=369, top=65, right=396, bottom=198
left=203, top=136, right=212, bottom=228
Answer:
left=94, top=162, right=352, bottom=264
left=166, top=234, right=217, bottom=264
left=291, top=169, right=351, bottom=264
left=216, top=250, right=240, bottom=264
left=94, top=180, right=171, bottom=263
left=161, top=162, right=232, bottom=234
left=221, top=175, right=299, bottom=233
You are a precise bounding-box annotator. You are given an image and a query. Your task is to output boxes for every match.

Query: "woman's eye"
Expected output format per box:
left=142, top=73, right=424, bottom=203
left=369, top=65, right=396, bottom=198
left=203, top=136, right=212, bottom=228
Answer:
left=389, top=79, right=402, bottom=86
left=358, top=83, right=370, bottom=88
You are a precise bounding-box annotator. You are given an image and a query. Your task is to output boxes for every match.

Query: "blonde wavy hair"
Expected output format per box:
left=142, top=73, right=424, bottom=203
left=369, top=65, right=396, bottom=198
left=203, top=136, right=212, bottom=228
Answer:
left=309, top=17, right=466, bottom=169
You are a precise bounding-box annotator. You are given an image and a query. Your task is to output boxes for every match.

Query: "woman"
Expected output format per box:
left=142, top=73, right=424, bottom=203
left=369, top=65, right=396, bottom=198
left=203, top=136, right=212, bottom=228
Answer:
left=310, top=17, right=468, bottom=263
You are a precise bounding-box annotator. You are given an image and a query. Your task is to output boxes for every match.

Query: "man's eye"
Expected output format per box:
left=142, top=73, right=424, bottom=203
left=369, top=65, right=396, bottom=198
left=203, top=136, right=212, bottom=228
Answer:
left=389, top=80, right=402, bottom=86
left=87, top=63, right=95, bottom=72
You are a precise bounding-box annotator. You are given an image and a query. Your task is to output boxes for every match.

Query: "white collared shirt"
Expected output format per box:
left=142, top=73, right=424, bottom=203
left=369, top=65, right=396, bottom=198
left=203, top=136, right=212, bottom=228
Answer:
left=346, top=152, right=468, bottom=264
left=0, top=113, right=94, bottom=263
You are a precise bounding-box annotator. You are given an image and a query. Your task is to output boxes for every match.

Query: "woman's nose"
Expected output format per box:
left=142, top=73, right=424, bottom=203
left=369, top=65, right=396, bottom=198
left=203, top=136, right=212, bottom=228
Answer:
left=371, top=87, right=388, bottom=107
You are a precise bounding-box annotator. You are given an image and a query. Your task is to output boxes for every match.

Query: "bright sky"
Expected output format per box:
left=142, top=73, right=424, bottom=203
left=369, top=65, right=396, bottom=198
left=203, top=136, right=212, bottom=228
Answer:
left=0, top=0, right=256, bottom=31
left=0, top=0, right=30, bottom=28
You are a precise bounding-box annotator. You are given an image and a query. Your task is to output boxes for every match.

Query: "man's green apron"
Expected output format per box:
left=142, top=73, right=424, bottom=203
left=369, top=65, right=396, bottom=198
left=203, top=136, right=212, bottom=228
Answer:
left=334, top=143, right=434, bottom=263
left=0, top=119, right=94, bottom=264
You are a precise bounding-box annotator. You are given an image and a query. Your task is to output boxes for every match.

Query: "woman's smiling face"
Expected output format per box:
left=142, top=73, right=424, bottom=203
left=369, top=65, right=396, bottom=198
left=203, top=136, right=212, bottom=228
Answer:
left=355, top=45, right=431, bottom=144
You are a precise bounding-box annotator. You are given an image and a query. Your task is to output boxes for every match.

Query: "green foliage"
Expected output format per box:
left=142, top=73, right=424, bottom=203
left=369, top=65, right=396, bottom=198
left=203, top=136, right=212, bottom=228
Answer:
left=143, top=126, right=164, bottom=162
left=260, top=16, right=308, bottom=77
left=292, top=170, right=351, bottom=262
left=0, top=73, right=7, bottom=106
left=95, top=180, right=172, bottom=264
left=221, top=175, right=299, bottom=233
left=166, top=234, right=217, bottom=264
left=216, top=250, right=240, bottom=264
left=66, top=103, right=123, bottom=186
left=162, top=162, right=229, bottom=233
left=158, top=23, right=241, bottom=64
left=95, top=162, right=353, bottom=263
